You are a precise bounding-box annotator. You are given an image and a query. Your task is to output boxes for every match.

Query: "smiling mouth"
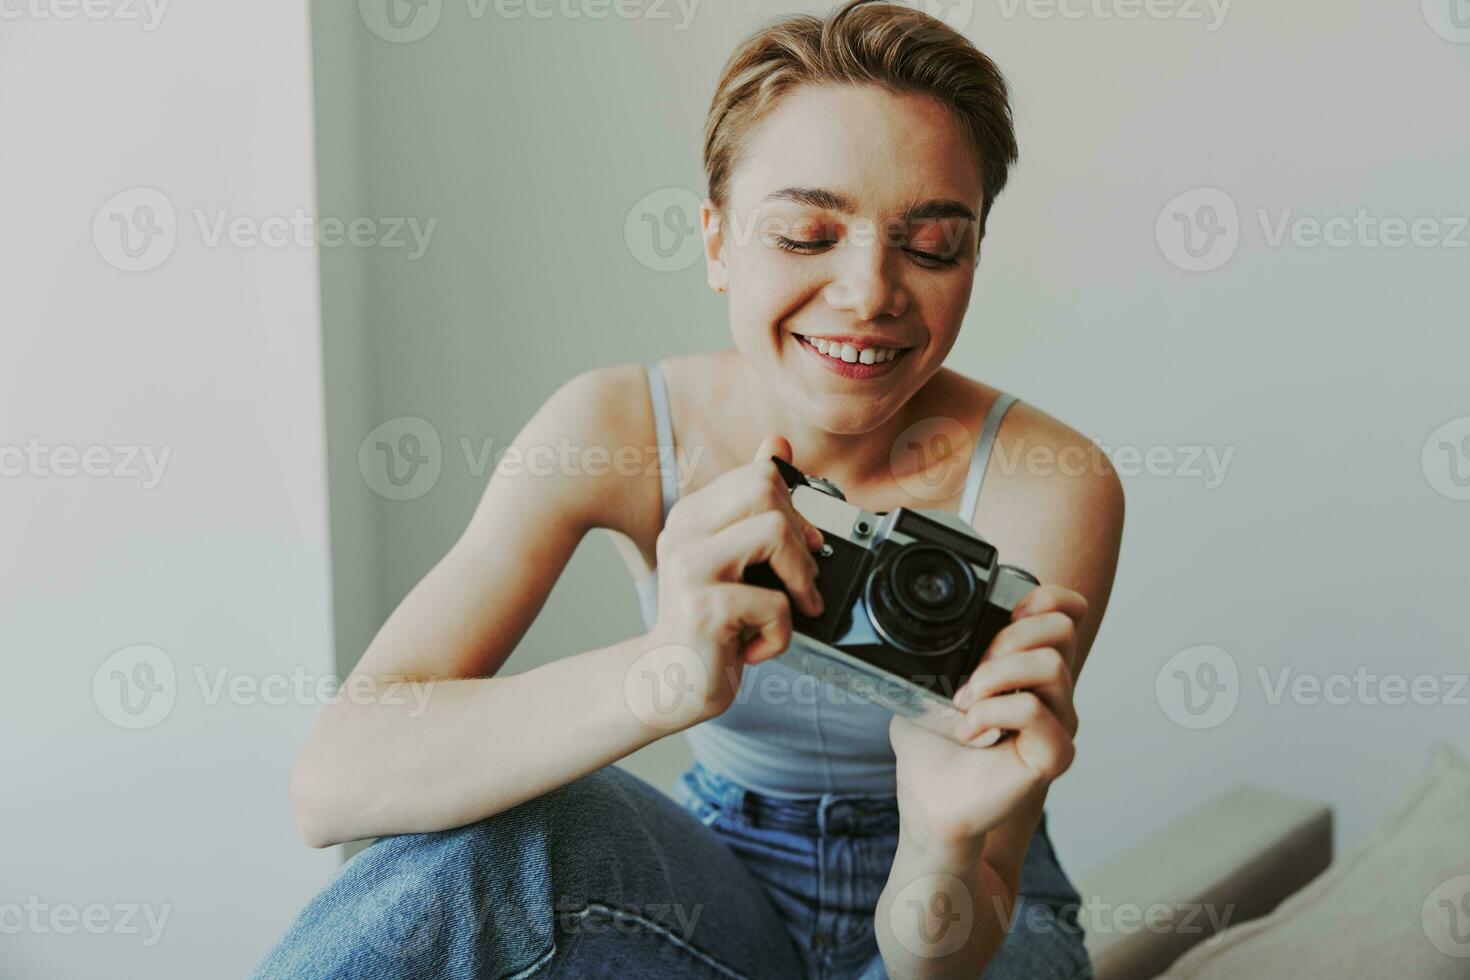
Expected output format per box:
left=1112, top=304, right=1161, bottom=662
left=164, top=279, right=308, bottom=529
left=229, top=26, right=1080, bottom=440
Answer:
left=793, top=333, right=910, bottom=365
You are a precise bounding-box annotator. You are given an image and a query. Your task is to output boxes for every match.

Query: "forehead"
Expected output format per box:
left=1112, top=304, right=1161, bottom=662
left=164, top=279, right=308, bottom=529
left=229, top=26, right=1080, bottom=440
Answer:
left=729, top=83, right=983, bottom=216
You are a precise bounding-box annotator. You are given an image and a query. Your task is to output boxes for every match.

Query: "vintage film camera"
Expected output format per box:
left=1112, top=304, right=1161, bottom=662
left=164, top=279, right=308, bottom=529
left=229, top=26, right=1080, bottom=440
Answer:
left=743, top=456, right=1039, bottom=746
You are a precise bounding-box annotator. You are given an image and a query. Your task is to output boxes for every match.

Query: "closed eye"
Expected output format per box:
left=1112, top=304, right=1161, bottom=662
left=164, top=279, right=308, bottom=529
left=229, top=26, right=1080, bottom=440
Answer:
left=906, top=248, right=960, bottom=268
left=773, top=236, right=960, bottom=268
left=774, top=236, right=836, bottom=254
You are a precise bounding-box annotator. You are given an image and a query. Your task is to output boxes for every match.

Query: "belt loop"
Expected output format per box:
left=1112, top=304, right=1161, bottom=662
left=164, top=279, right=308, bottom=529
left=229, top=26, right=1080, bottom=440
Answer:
left=729, top=782, right=749, bottom=822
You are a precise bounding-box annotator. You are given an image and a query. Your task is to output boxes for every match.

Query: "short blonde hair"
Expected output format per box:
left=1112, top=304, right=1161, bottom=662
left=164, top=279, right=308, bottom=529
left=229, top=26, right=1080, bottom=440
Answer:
left=704, top=0, right=1019, bottom=239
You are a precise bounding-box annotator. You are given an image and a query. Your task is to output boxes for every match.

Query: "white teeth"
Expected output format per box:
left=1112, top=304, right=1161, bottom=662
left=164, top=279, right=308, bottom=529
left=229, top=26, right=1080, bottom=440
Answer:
left=800, top=335, right=903, bottom=365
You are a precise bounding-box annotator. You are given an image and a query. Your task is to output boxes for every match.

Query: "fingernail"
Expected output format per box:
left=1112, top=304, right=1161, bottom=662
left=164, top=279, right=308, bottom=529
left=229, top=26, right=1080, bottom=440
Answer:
left=954, top=686, right=973, bottom=710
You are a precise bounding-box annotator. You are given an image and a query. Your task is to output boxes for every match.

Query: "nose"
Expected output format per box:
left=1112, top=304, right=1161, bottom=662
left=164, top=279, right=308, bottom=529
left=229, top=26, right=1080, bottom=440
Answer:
left=822, top=225, right=909, bottom=322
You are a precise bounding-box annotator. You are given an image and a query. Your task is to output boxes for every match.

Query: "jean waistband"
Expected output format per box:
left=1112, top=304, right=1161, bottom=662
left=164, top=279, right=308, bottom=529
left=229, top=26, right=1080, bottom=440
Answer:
left=683, top=761, right=900, bottom=837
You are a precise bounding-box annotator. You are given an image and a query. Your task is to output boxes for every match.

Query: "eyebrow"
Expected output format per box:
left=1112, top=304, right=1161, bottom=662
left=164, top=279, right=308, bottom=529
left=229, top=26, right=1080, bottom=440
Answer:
left=762, top=186, right=977, bottom=223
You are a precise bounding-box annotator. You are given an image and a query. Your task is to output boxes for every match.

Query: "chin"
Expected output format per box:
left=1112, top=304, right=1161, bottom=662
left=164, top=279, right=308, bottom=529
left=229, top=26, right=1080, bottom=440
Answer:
left=794, top=388, right=904, bottom=437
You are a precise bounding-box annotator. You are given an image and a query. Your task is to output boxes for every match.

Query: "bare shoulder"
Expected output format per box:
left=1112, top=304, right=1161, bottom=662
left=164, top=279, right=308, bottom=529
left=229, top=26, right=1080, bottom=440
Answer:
left=945, top=369, right=1126, bottom=656
left=994, top=388, right=1126, bottom=530
left=933, top=367, right=1124, bottom=521
left=472, top=361, right=663, bottom=544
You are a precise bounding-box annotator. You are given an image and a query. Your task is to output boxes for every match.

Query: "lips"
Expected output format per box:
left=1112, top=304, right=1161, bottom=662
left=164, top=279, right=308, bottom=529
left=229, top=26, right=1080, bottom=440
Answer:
left=792, top=332, right=909, bottom=379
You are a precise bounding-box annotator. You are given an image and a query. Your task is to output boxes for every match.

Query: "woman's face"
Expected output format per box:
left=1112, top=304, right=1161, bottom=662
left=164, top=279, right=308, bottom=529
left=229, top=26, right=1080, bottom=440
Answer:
left=705, top=83, right=986, bottom=436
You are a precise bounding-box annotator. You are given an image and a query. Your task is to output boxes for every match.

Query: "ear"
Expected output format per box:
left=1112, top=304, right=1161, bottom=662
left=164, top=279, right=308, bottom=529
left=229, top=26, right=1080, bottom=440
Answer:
left=701, top=198, right=729, bottom=294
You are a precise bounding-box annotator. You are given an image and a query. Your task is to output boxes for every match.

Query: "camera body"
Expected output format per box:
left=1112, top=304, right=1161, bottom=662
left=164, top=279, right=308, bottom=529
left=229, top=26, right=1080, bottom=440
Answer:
left=742, top=457, right=1039, bottom=746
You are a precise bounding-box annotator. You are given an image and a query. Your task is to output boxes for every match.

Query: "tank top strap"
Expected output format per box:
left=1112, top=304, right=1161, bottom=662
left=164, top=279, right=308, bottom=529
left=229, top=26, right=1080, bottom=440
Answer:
left=644, top=361, right=680, bottom=527
left=957, top=391, right=1019, bottom=526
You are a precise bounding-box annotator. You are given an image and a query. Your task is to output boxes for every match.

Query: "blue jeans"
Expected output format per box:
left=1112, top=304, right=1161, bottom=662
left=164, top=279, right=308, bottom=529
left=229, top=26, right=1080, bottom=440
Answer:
left=250, top=762, right=1091, bottom=979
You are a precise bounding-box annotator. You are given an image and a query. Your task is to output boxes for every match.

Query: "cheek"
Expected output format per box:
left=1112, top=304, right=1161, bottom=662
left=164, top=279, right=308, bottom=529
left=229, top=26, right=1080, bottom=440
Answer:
left=728, top=247, right=817, bottom=315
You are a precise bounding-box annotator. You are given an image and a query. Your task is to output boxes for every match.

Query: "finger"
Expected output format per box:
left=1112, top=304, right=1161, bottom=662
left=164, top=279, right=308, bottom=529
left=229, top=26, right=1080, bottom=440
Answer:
left=678, top=469, right=824, bottom=554
left=956, top=692, right=1076, bottom=780
left=687, top=510, right=823, bottom=616
left=954, top=647, right=1077, bottom=735
left=714, top=582, right=795, bottom=665
left=747, top=442, right=825, bottom=550
left=1012, top=583, right=1088, bottom=625
left=752, top=434, right=793, bottom=465
left=983, top=610, right=1078, bottom=668
left=749, top=436, right=825, bottom=550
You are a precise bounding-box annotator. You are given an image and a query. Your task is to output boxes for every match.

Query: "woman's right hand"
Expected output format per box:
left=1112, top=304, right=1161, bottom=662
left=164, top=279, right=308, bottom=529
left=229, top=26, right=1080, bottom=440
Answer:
left=641, top=435, right=827, bottom=726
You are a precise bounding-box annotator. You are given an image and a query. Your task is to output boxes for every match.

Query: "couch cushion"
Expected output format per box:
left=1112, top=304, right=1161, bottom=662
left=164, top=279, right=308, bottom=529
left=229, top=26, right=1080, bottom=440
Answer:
left=1158, top=742, right=1470, bottom=979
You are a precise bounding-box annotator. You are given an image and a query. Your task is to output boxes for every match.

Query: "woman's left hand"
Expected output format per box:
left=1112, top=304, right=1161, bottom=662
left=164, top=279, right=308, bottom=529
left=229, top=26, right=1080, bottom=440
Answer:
left=889, top=583, right=1088, bottom=852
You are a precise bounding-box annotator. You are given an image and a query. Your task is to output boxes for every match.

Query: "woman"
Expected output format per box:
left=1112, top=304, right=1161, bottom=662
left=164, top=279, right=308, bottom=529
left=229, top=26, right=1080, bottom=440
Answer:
left=256, top=1, right=1124, bottom=977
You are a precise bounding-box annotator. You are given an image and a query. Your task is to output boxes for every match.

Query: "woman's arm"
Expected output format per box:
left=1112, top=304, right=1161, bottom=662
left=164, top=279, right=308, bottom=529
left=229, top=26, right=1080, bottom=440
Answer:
left=290, top=365, right=668, bottom=847
left=876, top=408, right=1126, bottom=978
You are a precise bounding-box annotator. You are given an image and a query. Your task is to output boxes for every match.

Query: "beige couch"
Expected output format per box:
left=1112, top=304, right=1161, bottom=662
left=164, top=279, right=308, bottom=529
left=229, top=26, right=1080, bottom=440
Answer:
left=1077, top=743, right=1470, bottom=980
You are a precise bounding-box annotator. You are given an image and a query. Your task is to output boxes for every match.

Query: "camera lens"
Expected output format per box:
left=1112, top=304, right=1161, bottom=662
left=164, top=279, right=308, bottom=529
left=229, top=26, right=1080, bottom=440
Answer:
left=864, top=543, right=978, bottom=655
left=911, top=569, right=954, bottom=606
left=890, top=545, right=974, bottom=621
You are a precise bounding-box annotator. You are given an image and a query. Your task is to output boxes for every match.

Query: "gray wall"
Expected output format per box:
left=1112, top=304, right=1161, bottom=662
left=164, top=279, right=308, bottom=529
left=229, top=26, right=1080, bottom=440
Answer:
left=2, top=4, right=338, bottom=977
left=317, top=0, right=1470, bottom=877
